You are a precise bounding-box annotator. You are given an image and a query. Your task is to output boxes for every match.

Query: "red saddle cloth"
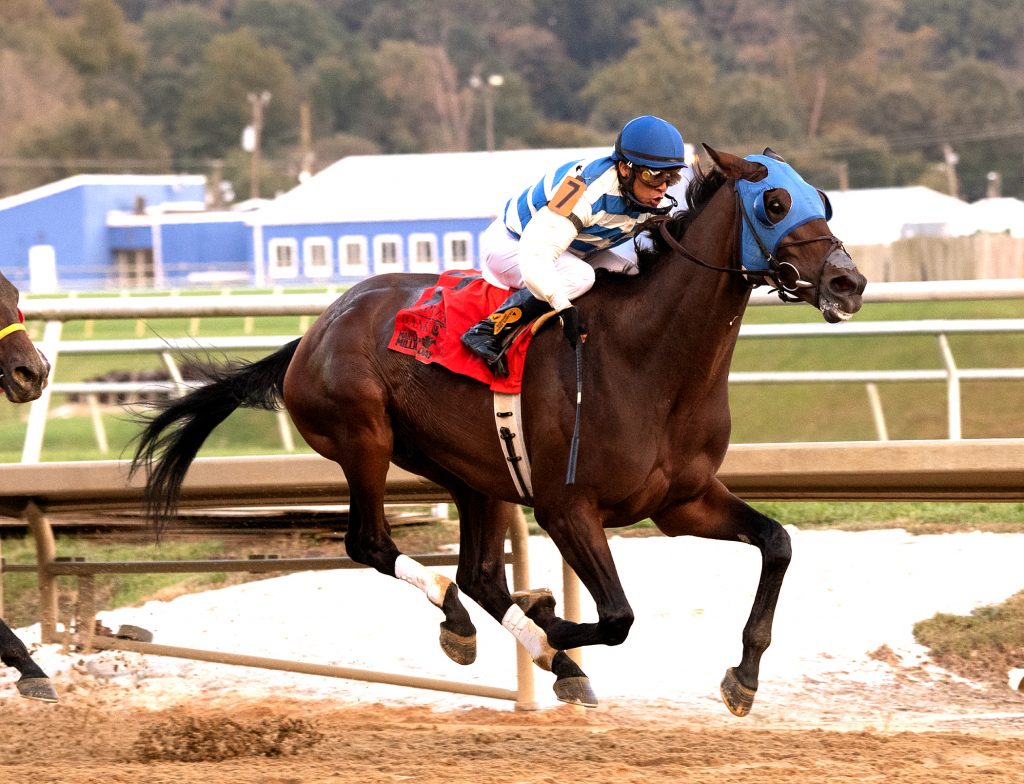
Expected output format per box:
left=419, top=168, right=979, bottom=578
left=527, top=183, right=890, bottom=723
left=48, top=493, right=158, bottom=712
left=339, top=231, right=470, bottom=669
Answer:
left=387, top=270, right=536, bottom=393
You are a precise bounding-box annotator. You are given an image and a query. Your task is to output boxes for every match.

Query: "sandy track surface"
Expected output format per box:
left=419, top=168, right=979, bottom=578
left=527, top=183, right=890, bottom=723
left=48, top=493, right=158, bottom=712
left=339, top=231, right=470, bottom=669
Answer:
left=4, top=690, right=1024, bottom=784
left=4, top=530, right=1024, bottom=781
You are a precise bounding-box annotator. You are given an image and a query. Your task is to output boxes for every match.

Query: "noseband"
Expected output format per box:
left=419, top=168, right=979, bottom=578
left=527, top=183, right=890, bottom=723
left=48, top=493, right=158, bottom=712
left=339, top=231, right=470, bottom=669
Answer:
left=653, top=184, right=843, bottom=303
left=0, top=311, right=26, bottom=343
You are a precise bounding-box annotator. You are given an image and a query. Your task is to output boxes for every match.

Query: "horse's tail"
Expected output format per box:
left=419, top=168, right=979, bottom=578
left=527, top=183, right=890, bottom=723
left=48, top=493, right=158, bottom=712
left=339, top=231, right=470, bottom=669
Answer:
left=130, top=338, right=301, bottom=530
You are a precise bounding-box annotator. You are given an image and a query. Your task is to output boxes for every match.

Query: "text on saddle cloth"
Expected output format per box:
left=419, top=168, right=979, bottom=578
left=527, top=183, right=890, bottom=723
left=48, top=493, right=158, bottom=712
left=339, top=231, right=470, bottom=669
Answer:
left=387, top=270, right=537, bottom=394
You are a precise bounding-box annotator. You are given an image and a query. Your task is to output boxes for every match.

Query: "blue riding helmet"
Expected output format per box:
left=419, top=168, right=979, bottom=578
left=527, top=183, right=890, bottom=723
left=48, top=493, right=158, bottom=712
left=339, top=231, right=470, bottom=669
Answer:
left=612, top=116, right=687, bottom=169
left=736, top=154, right=832, bottom=272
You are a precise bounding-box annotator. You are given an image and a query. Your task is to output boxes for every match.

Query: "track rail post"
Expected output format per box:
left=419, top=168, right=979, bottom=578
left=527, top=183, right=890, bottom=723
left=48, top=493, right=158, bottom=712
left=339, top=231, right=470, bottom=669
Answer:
left=509, top=505, right=538, bottom=710
left=25, top=501, right=58, bottom=643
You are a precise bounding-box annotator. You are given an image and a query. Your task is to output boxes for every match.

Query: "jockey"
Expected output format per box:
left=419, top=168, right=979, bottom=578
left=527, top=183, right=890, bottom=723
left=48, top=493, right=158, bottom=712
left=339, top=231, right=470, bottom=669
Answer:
left=462, top=114, right=686, bottom=375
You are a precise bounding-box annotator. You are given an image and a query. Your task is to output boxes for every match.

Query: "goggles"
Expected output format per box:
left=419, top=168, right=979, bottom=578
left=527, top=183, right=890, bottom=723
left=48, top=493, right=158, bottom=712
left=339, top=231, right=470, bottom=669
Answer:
left=630, top=164, right=683, bottom=188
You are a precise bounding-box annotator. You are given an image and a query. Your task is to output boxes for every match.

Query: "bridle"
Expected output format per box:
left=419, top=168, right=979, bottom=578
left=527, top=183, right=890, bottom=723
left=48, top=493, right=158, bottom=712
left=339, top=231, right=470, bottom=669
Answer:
left=651, top=182, right=844, bottom=303
left=0, top=310, right=26, bottom=343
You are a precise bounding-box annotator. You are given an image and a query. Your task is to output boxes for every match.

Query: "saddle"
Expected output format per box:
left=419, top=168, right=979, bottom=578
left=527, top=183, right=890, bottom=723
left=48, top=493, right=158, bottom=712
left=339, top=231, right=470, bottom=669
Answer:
left=388, top=271, right=539, bottom=393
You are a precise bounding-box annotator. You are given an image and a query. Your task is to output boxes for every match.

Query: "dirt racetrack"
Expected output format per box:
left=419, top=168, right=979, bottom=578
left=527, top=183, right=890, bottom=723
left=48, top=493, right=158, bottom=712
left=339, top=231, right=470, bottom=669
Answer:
left=5, top=530, right=1024, bottom=782
left=4, top=684, right=1024, bottom=784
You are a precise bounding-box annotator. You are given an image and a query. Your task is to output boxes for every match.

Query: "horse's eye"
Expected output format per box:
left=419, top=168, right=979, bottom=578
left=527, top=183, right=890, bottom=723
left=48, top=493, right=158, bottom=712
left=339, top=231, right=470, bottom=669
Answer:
left=759, top=189, right=791, bottom=225
left=753, top=188, right=791, bottom=226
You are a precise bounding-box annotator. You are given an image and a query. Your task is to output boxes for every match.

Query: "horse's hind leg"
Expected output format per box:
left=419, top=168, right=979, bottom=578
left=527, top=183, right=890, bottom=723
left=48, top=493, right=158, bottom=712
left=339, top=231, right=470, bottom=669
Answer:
left=0, top=620, right=58, bottom=702
left=344, top=480, right=477, bottom=666
left=298, top=392, right=477, bottom=664
left=448, top=488, right=597, bottom=707
left=653, top=479, right=792, bottom=717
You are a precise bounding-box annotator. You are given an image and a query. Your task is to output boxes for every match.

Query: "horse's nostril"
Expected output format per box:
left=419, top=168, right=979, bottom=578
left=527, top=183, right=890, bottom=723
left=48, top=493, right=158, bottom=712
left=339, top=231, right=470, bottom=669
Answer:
left=13, top=366, right=41, bottom=385
left=829, top=275, right=857, bottom=297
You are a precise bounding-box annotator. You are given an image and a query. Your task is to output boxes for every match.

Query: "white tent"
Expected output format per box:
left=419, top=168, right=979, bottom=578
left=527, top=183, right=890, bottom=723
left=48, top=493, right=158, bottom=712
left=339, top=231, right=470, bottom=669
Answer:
left=823, top=186, right=970, bottom=246
left=953, top=197, right=1024, bottom=237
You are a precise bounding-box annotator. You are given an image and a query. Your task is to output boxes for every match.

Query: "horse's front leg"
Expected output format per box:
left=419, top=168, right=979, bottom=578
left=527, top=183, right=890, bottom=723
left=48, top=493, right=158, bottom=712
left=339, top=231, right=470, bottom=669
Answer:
left=534, top=500, right=636, bottom=652
left=0, top=619, right=58, bottom=702
left=653, top=479, right=792, bottom=717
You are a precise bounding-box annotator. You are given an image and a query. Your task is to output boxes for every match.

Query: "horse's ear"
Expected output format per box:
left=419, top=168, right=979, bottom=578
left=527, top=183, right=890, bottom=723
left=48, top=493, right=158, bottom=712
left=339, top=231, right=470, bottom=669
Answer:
left=762, top=147, right=786, bottom=162
left=702, top=143, right=768, bottom=182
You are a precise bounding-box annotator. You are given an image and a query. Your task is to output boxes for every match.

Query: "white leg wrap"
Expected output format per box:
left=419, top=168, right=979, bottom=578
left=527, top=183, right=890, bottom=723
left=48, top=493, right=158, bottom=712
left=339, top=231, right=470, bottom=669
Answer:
left=394, top=554, right=450, bottom=607
left=501, top=604, right=556, bottom=671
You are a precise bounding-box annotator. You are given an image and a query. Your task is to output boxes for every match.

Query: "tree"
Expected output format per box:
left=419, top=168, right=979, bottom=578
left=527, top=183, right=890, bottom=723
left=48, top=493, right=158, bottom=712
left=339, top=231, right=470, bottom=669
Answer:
left=140, top=4, right=225, bottom=151
left=371, top=40, right=474, bottom=152
left=792, top=0, right=870, bottom=140
left=309, top=50, right=379, bottom=138
left=932, top=59, right=1024, bottom=200
left=142, top=3, right=223, bottom=67
left=0, top=49, right=84, bottom=195
left=582, top=10, right=717, bottom=140
left=712, top=73, right=803, bottom=150
left=231, top=0, right=349, bottom=70
left=55, top=0, right=143, bottom=85
left=0, top=0, right=58, bottom=50
left=12, top=100, right=170, bottom=191
left=533, top=0, right=652, bottom=68
left=899, top=0, right=1024, bottom=68
left=176, top=28, right=300, bottom=160
left=497, top=25, right=585, bottom=122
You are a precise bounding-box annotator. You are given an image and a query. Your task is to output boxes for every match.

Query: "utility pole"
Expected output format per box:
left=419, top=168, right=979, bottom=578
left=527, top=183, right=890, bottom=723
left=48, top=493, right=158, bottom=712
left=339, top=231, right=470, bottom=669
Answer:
left=986, top=171, right=1002, bottom=199
left=299, top=101, right=314, bottom=182
left=470, top=73, right=504, bottom=152
left=942, top=143, right=960, bottom=199
left=246, top=91, right=271, bottom=199
left=836, top=161, right=849, bottom=191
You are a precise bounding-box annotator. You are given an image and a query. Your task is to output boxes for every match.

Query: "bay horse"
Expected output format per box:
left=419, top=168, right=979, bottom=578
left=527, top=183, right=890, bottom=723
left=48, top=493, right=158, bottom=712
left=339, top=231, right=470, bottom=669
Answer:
left=0, top=270, right=56, bottom=702
left=132, top=146, right=866, bottom=715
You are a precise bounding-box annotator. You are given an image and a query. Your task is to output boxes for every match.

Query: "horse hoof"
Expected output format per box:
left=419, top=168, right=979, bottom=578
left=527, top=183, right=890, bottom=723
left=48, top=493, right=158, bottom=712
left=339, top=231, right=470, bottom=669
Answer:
left=439, top=627, right=477, bottom=665
left=720, top=667, right=756, bottom=717
left=553, top=675, right=598, bottom=708
left=17, top=677, right=59, bottom=703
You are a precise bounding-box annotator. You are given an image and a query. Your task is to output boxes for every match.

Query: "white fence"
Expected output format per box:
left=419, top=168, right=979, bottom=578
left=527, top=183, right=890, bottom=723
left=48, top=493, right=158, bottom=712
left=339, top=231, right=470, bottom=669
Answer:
left=15, top=279, right=1024, bottom=462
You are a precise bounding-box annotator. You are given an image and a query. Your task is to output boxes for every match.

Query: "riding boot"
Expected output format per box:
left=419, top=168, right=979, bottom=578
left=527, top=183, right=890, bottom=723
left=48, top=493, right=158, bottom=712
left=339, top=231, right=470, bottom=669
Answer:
left=461, top=288, right=551, bottom=377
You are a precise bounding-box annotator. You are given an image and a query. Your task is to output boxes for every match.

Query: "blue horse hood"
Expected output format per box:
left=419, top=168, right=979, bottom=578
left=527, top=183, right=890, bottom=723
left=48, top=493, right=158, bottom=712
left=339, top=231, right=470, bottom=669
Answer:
left=736, top=155, right=831, bottom=272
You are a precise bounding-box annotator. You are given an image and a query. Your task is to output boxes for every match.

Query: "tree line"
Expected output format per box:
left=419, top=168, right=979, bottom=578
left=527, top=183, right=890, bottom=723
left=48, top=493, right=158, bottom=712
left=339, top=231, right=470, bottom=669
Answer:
left=2, top=0, right=1023, bottom=202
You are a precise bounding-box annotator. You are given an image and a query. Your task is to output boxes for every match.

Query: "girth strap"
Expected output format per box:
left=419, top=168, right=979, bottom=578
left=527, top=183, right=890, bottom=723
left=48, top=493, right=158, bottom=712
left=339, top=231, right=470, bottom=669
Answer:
left=493, top=392, right=533, bottom=503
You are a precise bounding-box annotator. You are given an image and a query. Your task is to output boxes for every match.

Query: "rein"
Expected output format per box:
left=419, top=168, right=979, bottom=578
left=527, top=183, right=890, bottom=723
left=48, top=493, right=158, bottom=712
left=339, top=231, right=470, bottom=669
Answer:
left=651, top=184, right=840, bottom=302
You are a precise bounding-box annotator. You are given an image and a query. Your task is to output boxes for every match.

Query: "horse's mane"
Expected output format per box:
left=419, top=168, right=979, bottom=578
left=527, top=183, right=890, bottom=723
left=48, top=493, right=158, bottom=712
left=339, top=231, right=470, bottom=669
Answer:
left=636, top=165, right=728, bottom=270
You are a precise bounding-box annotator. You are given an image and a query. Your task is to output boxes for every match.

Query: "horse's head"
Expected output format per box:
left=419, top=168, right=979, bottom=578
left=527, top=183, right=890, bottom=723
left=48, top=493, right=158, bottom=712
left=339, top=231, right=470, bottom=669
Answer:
left=0, top=272, right=49, bottom=403
left=704, top=144, right=866, bottom=323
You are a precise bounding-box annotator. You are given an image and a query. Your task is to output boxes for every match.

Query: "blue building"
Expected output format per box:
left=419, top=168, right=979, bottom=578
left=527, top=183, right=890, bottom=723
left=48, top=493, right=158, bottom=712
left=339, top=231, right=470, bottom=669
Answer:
left=0, top=174, right=205, bottom=291
left=0, top=146, right=698, bottom=291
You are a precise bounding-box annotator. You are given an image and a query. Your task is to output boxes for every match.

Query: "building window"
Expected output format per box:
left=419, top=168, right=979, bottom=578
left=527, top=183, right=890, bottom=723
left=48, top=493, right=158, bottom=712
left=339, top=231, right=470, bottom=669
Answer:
left=339, top=236, right=369, bottom=277
left=373, top=234, right=403, bottom=274
left=444, top=232, right=474, bottom=269
left=409, top=232, right=438, bottom=273
left=303, top=237, right=333, bottom=278
left=268, top=239, right=298, bottom=278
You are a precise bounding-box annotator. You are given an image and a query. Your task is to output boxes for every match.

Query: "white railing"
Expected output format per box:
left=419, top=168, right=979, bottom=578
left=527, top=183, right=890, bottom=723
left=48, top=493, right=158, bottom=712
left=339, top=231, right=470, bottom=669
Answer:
left=17, top=279, right=1024, bottom=462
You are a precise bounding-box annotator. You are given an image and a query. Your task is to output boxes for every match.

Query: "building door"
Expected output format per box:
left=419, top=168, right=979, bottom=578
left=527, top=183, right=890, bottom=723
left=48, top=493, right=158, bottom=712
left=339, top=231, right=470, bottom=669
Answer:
left=114, top=249, right=155, bottom=288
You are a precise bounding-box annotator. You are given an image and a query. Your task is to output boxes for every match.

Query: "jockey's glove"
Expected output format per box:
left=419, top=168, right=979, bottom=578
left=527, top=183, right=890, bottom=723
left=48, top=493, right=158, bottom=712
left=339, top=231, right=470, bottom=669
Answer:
left=558, top=306, right=586, bottom=348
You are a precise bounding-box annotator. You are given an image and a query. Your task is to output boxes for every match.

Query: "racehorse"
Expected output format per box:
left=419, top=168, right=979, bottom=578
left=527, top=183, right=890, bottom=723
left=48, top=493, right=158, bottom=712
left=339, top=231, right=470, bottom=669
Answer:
left=132, top=146, right=866, bottom=715
left=0, top=270, right=56, bottom=702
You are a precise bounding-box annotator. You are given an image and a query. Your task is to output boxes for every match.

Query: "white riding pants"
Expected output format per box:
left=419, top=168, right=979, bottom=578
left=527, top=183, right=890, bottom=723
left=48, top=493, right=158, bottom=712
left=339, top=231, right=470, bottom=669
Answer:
left=477, top=218, right=634, bottom=299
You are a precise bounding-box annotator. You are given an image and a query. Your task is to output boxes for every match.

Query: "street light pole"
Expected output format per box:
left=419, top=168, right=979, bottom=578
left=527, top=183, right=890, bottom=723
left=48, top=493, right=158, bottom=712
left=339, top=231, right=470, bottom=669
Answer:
left=471, top=74, right=504, bottom=152
left=247, top=90, right=271, bottom=200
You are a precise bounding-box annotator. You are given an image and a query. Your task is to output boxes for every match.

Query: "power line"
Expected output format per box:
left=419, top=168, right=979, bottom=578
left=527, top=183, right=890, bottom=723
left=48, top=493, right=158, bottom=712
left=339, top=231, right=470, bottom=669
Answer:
left=815, top=122, right=1024, bottom=156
